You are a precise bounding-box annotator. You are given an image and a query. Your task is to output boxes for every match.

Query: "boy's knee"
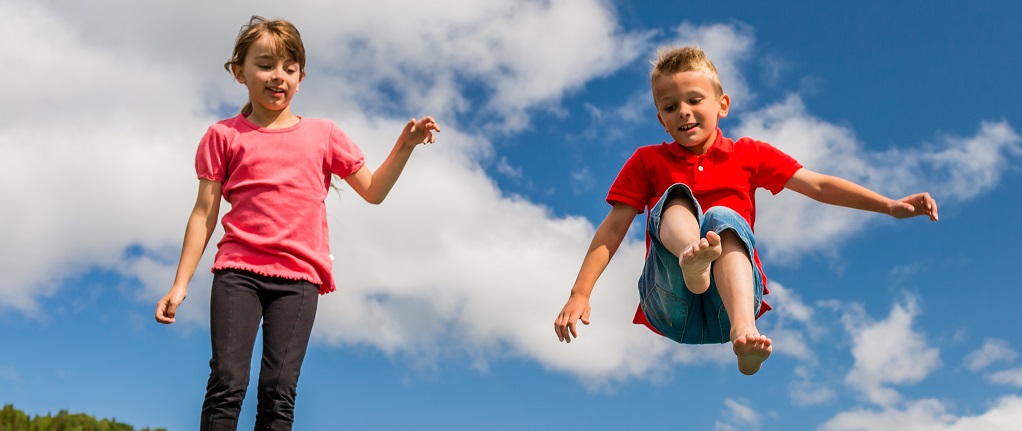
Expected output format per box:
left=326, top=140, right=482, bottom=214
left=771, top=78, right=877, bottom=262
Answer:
left=704, top=205, right=740, bottom=220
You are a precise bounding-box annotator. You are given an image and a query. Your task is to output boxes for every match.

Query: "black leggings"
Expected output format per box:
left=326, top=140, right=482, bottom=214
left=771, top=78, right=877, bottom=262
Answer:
left=200, top=269, right=319, bottom=431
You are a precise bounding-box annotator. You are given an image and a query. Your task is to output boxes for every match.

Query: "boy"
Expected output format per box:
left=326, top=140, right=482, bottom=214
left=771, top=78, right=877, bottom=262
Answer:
left=553, top=46, right=938, bottom=375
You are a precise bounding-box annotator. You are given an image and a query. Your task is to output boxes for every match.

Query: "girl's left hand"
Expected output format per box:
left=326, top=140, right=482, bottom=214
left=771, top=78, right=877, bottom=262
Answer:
left=403, top=116, right=441, bottom=146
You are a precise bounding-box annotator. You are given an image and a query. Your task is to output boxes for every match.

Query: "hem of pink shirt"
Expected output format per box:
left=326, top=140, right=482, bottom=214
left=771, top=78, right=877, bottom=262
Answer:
left=210, top=264, right=334, bottom=295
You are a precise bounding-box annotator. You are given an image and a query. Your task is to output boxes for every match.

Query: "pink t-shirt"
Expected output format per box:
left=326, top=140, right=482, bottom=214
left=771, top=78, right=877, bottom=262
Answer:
left=195, top=114, right=366, bottom=294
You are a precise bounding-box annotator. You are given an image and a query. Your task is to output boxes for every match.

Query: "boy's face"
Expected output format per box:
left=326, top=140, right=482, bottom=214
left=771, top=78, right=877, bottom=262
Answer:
left=234, top=34, right=303, bottom=116
left=653, top=71, right=730, bottom=155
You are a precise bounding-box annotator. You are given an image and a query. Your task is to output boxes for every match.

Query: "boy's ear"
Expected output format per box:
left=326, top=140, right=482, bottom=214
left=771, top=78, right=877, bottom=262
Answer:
left=656, top=112, right=667, bottom=130
left=717, top=93, right=731, bottom=118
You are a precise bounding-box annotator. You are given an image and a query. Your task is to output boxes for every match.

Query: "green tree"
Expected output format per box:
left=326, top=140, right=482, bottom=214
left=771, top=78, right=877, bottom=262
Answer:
left=0, top=405, right=166, bottom=431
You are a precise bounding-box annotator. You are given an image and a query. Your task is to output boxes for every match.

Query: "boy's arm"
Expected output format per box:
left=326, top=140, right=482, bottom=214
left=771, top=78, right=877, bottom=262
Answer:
left=555, top=203, right=639, bottom=343
left=155, top=179, right=223, bottom=324
left=785, top=168, right=938, bottom=221
left=344, top=117, right=440, bottom=205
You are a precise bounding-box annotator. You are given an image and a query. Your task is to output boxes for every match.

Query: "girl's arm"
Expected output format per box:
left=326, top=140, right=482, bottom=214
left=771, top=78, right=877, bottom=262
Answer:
left=155, top=179, right=223, bottom=324
left=785, top=168, right=938, bottom=221
left=554, top=203, right=639, bottom=342
left=345, top=117, right=440, bottom=205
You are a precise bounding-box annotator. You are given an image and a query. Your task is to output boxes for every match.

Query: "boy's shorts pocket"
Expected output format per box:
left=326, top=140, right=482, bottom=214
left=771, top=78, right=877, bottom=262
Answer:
left=640, top=282, right=690, bottom=343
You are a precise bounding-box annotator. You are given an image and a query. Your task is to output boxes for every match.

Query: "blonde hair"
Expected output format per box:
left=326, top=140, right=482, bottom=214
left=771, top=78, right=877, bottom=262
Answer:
left=649, top=46, right=723, bottom=97
left=224, top=16, right=307, bottom=116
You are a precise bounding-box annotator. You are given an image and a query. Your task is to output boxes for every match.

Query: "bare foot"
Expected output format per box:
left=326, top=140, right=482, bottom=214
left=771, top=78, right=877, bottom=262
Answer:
left=679, top=230, right=722, bottom=294
left=732, top=332, right=772, bottom=375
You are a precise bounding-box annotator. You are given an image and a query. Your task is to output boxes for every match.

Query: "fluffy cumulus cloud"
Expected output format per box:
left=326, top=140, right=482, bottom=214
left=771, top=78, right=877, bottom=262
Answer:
left=0, top=0, right=692, bottom=386
left=819, top=396, right=1022, bottom=431
left=3, top=0, right=1019, bottom=395
left=834, top=295, right=941, bottom=406
left=737, top=97, right=1021, bottom=262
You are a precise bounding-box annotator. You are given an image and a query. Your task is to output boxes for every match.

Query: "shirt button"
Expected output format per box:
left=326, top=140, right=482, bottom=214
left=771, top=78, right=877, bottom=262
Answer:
left=698, top=166, right=704, bottom=171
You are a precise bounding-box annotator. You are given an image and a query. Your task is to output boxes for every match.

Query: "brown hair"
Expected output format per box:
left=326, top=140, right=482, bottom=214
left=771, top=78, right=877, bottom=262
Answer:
left=649, top=46, right=723, bottom=98
left=224, top=16, right=307, bottom=116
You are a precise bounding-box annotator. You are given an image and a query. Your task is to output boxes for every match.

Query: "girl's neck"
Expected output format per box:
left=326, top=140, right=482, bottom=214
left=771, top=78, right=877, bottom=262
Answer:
left=246, top=105, right=300, bottom=129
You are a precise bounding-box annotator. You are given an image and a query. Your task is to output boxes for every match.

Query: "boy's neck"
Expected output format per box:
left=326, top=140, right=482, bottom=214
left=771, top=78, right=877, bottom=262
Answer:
left=246, top=105, right=300, bottom=129
left=680, top=129, right=718, bottom=156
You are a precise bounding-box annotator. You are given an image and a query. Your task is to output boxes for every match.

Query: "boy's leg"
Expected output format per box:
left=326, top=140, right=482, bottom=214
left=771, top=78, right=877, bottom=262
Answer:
left=658, top=189, right=719, bottom=294
left=254, top=278, right=318, bottom=430
left=713, top=229, right=772, bottom=375
left=201, top=270, right=264, bottom=431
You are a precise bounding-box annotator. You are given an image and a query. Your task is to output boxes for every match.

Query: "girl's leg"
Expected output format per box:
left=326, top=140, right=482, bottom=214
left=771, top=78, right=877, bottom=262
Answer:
left=254, top=279, right=318, bottom=430
left=201, top=270, right=264, bottom=431
left=659, top=190, right=718, bottom=294
left=713, top=229, right=771, bottom=375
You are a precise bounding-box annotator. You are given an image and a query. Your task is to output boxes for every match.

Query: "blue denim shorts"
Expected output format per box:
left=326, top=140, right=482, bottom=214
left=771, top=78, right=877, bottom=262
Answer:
left=638, top=183, right=763, bottom=344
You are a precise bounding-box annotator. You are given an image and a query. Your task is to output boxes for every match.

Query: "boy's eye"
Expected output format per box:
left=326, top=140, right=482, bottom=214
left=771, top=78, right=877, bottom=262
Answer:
left=689, top=98, right=703, bottom=105
left=663, top=104, right=676, bottom=112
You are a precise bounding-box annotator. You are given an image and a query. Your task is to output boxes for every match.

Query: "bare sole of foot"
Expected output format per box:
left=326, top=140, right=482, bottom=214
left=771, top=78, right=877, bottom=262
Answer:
left=680, top=231, right=722, bottom=294
left=733, top=333, right=772, bottom=375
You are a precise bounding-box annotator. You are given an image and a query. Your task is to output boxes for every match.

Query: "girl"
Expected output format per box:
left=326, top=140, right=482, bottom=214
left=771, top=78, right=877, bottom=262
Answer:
left=154, top=16, right=440, bottom=430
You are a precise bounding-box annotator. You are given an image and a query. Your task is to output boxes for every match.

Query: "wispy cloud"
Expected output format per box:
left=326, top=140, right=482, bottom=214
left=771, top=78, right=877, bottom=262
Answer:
left=715, top=398, right=764, bottom=431
left=965, top=338, right=1018, bottom=372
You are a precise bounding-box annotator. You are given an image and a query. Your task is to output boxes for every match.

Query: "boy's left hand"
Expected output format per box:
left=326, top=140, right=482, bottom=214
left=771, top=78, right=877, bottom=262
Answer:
left=403, top=116, right=441, bottom=147
left=890, top=192, right=939, bottom=221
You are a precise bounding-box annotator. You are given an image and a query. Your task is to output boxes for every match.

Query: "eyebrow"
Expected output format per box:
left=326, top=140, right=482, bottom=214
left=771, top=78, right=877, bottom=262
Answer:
left=253, top=53, right=298, bottom=64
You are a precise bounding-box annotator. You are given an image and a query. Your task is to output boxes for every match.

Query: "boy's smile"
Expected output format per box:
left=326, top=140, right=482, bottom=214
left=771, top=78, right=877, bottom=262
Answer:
left=653, top=70, right=730, bottom=155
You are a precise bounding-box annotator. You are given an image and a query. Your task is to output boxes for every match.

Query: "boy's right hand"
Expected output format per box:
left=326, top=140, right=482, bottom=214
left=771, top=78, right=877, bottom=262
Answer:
left=554, top=294, right=591, bottom=343
left=155, top=287, right=187, bottom=324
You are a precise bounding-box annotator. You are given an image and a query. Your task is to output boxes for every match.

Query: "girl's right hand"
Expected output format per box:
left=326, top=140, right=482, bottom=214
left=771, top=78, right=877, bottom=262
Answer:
left=155, top=287, right=187, bottom=324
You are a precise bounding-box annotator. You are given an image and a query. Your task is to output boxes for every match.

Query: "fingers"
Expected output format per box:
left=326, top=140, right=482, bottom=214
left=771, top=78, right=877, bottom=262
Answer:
left=554, top=309, right=590, bottom=343
left=155, top=300, right=175, bottom=324
left=405, top=117, right=441, bottom=145
left=909, top=192, right=939, bottom=221
left=155, top=293, right=184, bottom=324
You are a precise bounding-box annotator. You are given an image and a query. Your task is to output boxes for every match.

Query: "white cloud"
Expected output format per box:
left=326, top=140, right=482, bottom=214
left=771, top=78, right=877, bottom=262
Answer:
left=669, top=22, right=756, bottom=105
left=0, top=0, right=703, bottom=387
left=820, top=396, right=1022, bottom=431
left=986, top=368, right=1022, bottom=387
left=2, top=0, right=1017, bottom=391
left=837, top=295, right=941, bottom=406
left=737, top=96, right=1021, bottom=262
left=716, top=398, right=763, bottom=431
left=495, top=156, right=523, bottom=180
left=965, top=338, right=1018, bottom=372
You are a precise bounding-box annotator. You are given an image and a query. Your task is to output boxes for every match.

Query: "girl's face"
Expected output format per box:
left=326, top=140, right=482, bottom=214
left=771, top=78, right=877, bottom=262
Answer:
left=234, top=34, right=302, bottom=118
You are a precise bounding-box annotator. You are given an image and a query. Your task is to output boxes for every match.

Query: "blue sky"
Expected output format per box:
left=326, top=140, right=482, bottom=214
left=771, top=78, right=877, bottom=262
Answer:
left=2, top=0, right=1021, bottom=430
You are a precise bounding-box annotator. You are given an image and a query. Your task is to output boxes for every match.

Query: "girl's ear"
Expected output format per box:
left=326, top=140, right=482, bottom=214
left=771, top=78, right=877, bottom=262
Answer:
left=232, top=64, right=245, bottom=83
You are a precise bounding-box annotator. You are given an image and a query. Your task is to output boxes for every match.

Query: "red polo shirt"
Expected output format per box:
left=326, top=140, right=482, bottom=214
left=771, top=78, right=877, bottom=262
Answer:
left=606, top=129, right=802, bottom=332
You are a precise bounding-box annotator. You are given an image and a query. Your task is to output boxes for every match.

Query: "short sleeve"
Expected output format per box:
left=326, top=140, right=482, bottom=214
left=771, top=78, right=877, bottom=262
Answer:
left=606, top=150, right=650, bottom=213
left=329, top=124, right=366, bottom=178
left=195, top=126, right=228, bottom=182
left=752, top=140, right=802, bottom=195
